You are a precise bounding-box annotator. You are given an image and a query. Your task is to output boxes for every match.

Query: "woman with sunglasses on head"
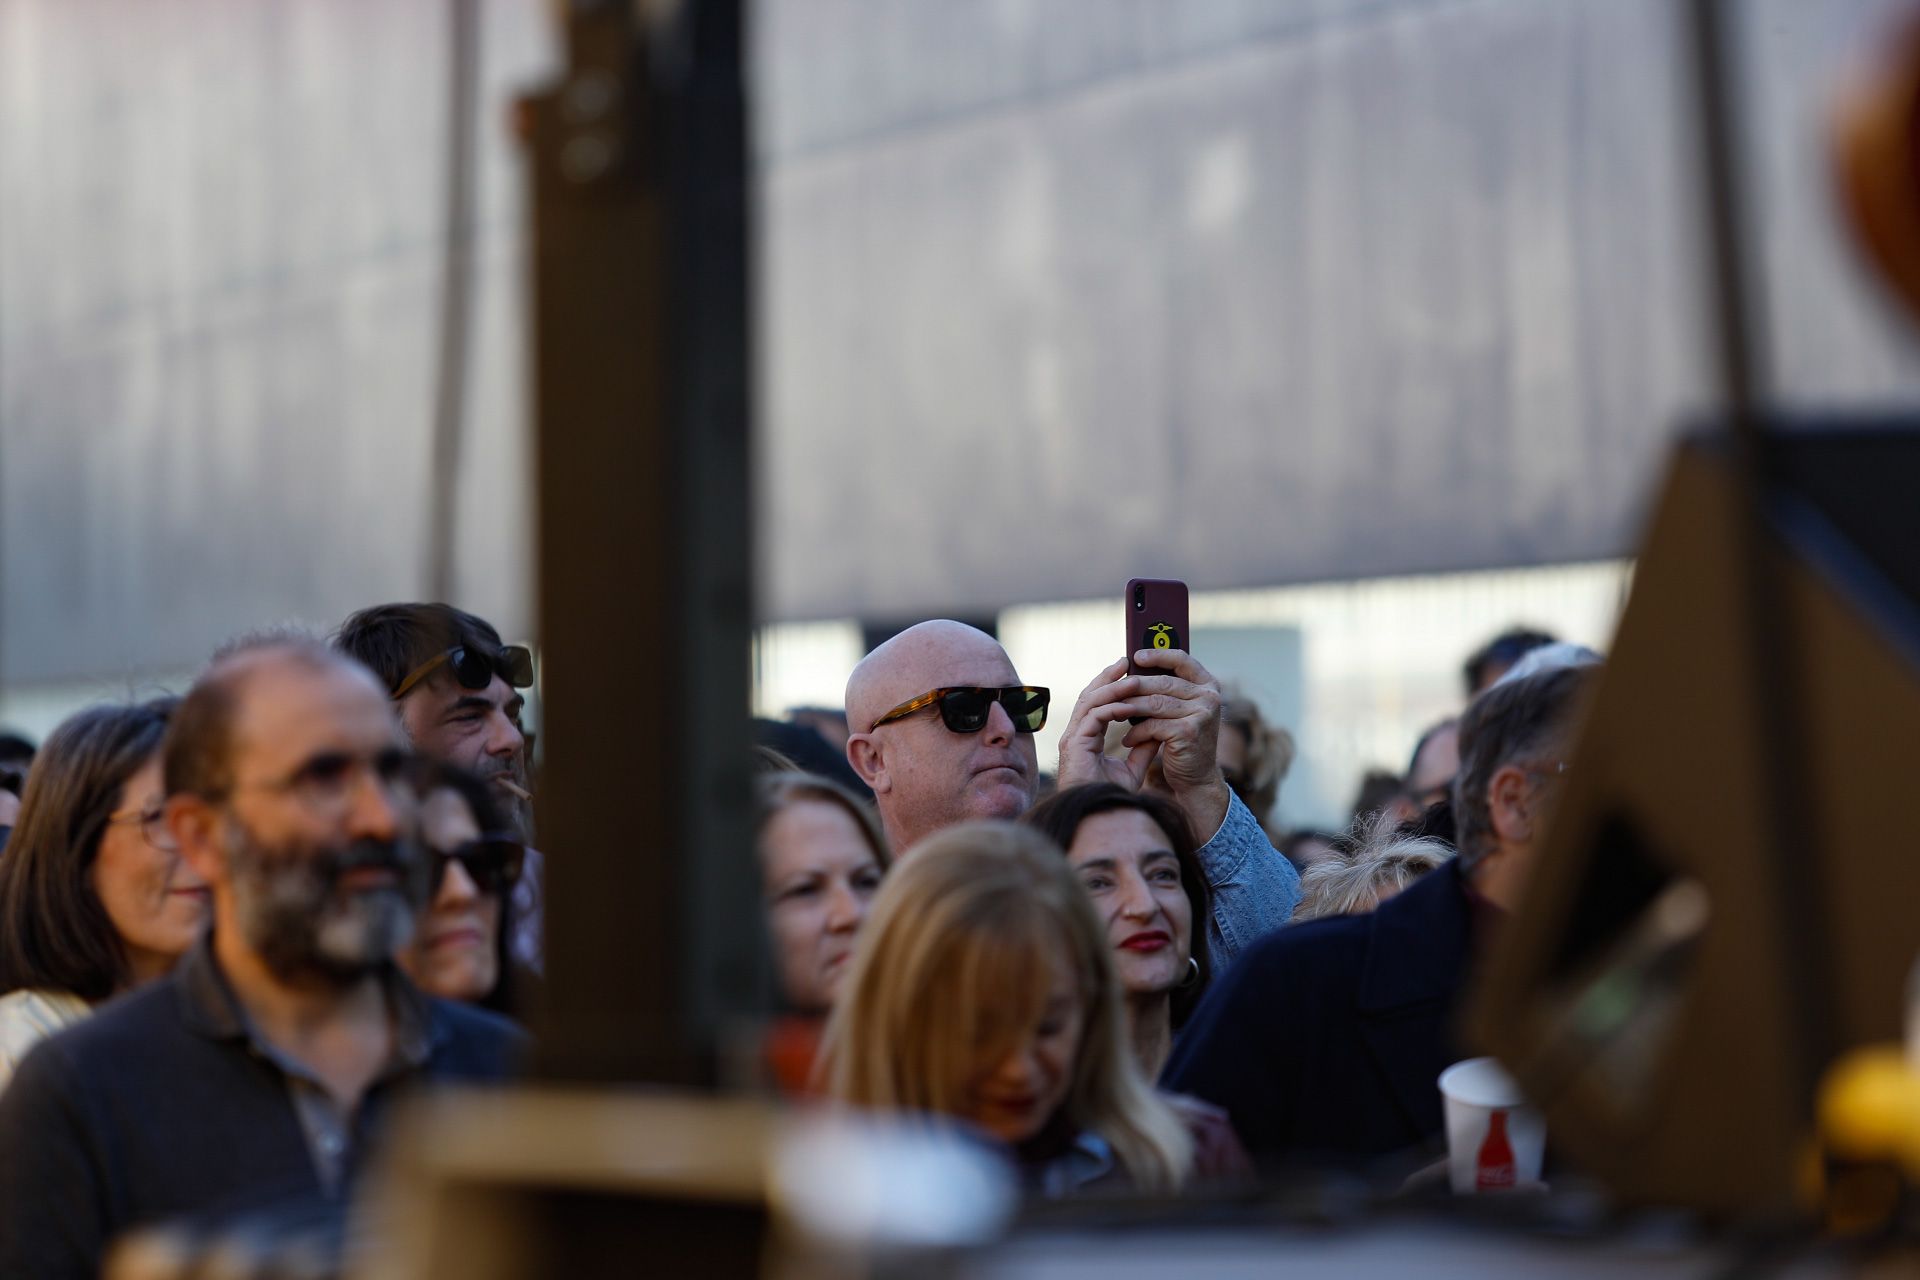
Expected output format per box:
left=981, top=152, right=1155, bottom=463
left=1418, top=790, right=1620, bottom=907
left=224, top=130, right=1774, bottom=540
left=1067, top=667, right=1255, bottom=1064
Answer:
left=397, top=761, right=528, bottom=1016
left=755, top=768, right=890, bottom=1092
left=819, top=821, right=1245, bottom=1194
left=1024, top=783, right=1212, bottom=1081
left=0, top=698, right=201, bottom=1090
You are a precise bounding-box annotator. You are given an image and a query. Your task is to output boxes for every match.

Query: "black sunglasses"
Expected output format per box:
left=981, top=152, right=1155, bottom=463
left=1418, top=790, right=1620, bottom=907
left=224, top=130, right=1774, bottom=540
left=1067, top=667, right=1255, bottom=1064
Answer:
left=871, top=685, right=1050, bottom=734
left=393, top=644, right=536, bottom=701
left=429, top=834, right=527, bottom=896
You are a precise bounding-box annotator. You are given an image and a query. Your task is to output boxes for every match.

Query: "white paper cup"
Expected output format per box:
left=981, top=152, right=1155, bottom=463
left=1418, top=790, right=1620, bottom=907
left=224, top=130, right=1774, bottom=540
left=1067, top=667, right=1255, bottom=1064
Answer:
left=1437, top=1057, right=1546, bottom=1194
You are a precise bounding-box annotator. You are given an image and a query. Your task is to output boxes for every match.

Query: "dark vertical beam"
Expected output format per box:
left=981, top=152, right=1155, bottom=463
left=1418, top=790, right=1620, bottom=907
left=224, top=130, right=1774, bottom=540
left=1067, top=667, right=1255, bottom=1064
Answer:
left=527, top=0, right=760, bottom=1085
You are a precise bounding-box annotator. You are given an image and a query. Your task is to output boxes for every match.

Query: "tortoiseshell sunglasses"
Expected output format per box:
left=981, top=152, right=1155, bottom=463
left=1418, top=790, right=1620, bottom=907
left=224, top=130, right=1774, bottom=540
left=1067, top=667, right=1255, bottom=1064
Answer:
left=870, top=686, right=1050, bottom=734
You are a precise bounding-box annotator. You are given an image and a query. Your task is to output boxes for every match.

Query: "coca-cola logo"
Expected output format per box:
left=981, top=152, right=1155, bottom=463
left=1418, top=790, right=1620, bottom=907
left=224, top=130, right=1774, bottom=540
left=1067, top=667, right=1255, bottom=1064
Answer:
left=1475, top=1108, right=1518, bottom=1192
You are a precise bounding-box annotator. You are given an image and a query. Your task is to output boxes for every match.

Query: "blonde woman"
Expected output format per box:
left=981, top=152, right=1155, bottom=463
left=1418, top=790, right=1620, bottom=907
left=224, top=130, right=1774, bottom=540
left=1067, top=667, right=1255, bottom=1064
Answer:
left=818, top=821, right=1244, bottom=1194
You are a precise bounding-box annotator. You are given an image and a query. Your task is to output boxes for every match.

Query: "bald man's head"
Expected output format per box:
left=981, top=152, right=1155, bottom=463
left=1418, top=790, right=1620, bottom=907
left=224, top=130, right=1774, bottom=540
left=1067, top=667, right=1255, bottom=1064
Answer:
left=844, top=620, right=1040, bottom=853
left=166, top=639, right=387, bottom=802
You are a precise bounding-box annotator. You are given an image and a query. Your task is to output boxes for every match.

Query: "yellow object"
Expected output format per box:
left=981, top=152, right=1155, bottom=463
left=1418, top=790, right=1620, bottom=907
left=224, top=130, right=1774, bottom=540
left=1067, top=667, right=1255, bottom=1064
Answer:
left=1813, top=1047, right=1920, bottom=1234
left=1820, top=1047, right=1920, bottom=1171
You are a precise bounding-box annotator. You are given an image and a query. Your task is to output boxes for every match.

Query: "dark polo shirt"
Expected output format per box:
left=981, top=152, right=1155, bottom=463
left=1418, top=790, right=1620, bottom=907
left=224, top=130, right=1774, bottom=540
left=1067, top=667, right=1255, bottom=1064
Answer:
left=0, top=936, right=524, bottom=1279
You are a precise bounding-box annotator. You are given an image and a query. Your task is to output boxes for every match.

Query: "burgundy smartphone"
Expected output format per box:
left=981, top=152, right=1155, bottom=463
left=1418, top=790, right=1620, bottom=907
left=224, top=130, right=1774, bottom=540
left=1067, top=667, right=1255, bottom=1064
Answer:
left=1126, top=578, right=1190, bottom=677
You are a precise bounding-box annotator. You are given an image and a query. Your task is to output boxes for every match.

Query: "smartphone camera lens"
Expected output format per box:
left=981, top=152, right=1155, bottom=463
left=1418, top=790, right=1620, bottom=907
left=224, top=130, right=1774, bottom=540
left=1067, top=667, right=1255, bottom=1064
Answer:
left=1133, top=587, right=1145, bottom=611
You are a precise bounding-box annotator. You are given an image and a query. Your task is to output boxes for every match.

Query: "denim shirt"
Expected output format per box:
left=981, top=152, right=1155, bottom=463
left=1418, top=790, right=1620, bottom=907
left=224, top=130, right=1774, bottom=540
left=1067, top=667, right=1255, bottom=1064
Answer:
left=1194, top=790, right=1300, bottom=967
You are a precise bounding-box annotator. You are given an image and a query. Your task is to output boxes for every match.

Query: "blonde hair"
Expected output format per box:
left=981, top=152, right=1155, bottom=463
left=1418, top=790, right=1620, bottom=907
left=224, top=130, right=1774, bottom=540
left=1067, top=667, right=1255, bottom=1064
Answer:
left=817, top=822, right=1192, bottom=1191
left=1292, top=813, right=1452, bottom=923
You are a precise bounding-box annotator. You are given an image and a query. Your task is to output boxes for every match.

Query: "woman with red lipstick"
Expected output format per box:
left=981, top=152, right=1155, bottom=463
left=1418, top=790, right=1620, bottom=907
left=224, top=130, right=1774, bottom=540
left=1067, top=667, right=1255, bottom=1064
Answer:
left=1025, top=784, right=1212, bottom=1080
left=818, top=822, right=1206, bottom=1193
left=397, top=762, right=526, bottom=1014
left=0, top=698, right=200, bottom=1089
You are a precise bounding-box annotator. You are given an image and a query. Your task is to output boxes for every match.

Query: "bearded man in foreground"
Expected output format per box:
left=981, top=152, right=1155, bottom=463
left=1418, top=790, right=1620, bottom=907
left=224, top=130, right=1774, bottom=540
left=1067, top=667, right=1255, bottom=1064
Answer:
left=0, top=640, right=522, bottom=1280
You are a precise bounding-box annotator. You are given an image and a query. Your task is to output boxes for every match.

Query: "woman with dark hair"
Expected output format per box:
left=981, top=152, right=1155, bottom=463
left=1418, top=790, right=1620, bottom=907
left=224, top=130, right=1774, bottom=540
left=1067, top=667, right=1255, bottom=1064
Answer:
left=0, top=698, right=199, bottom=1087
left=397, top=761, right=527, bottom=1017
left=1025, top=783, right=1212, bottom=1080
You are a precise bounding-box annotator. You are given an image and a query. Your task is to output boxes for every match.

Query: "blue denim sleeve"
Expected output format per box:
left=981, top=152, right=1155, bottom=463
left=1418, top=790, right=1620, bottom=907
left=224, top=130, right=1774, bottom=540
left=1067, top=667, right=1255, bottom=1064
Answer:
left=1192, top=790, right=1300, bottom=968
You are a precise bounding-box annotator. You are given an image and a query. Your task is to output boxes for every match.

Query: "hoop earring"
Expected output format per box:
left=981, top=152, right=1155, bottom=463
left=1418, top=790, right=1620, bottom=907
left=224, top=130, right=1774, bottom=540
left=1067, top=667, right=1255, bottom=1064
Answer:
left=1177, top=957, right=1200, bottom=990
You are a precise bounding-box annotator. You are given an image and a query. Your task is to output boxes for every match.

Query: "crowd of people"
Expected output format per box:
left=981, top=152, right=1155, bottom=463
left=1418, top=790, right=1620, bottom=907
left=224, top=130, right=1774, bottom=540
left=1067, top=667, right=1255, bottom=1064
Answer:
left=0, top=600, right=1599, bottom=1272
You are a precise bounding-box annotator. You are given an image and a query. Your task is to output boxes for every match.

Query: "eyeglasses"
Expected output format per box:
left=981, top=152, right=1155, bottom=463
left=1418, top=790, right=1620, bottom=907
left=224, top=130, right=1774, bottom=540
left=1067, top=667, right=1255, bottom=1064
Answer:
left=392, top=644, right=536, bottom=701
left=225, top=747, right=424, bottom=820
left=429, top=834, right=526, bottom=896
left=105, top=802, right=179, bottom=852
left=870, top=686, right=1050, bottom=734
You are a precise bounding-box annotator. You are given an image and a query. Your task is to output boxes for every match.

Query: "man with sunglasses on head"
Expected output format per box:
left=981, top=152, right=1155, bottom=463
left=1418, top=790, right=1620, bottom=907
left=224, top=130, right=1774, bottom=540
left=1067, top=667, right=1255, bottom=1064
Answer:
left=333, top=604, right=534, bottom=834
left=0, top=640, right=522, bottom=1279
left=333, top=602, right=544, bottom=971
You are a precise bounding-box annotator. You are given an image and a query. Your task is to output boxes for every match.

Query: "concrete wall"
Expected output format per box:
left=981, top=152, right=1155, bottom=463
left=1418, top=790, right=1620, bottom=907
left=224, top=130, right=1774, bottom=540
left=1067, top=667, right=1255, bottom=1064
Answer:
left=757, top=0, right=1920, bottom=622
left=0, top=0, right=554, bottom=687
left=3, top=0, right=1917, bottom=690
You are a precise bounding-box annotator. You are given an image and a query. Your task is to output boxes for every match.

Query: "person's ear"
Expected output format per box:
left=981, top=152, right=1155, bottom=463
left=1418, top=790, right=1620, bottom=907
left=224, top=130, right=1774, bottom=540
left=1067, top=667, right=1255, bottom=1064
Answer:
left=1486, top=763, right=1535, bottom=845
left=166, top=793, right=226, bottom=886
left=846, top=733, right=890, bottom=794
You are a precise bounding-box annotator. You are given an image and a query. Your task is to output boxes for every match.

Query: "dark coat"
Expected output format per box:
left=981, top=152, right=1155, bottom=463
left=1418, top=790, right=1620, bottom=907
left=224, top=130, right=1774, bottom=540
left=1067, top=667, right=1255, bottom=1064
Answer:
left=1161, top=857, right=1476, bottom=1167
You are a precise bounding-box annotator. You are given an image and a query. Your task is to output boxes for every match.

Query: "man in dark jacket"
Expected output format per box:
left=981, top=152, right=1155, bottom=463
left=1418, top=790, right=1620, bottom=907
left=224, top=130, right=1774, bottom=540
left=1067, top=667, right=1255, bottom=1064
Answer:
left=0, top=640, right=522, bottom=1279
left=1163, top=655, right=1598, bottom=1168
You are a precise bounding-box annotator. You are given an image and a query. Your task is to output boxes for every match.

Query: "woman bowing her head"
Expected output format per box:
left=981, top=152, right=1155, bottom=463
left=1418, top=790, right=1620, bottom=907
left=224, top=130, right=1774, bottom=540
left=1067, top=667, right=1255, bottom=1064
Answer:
left=817, top=822, right=1239, bottom=1195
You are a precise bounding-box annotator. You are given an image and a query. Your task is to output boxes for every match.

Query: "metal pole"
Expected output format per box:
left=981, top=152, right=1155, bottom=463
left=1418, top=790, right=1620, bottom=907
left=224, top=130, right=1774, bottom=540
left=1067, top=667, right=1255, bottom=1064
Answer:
left=426, top=0, right=481, bottom=604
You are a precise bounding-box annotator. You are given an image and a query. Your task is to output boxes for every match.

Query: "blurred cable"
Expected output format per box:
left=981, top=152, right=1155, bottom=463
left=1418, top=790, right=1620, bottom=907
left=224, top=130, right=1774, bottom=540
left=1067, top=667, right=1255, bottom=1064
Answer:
left=427, top=0, right=481, bottom=604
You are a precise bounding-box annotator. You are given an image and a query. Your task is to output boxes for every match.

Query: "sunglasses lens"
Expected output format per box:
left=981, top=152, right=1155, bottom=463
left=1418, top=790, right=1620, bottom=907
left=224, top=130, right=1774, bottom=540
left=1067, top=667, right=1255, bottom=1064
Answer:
left=936, top=689, right=993, bottom=733
left=932, top=688, right=1049, bottom=733
left=449, top=647, right=493, bottom=690
left=498, top=645, right=535, bottom=688
left=1005, top=688, right=1049, bottom=732
left=436, top=838, right=525, bottom=894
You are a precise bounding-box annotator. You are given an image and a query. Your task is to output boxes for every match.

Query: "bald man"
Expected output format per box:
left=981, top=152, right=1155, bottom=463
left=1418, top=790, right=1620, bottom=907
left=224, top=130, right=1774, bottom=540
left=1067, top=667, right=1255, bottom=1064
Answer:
left=845, top=621, right=1042, bottom=853
left=846, top=621, right=1301, bottom=964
